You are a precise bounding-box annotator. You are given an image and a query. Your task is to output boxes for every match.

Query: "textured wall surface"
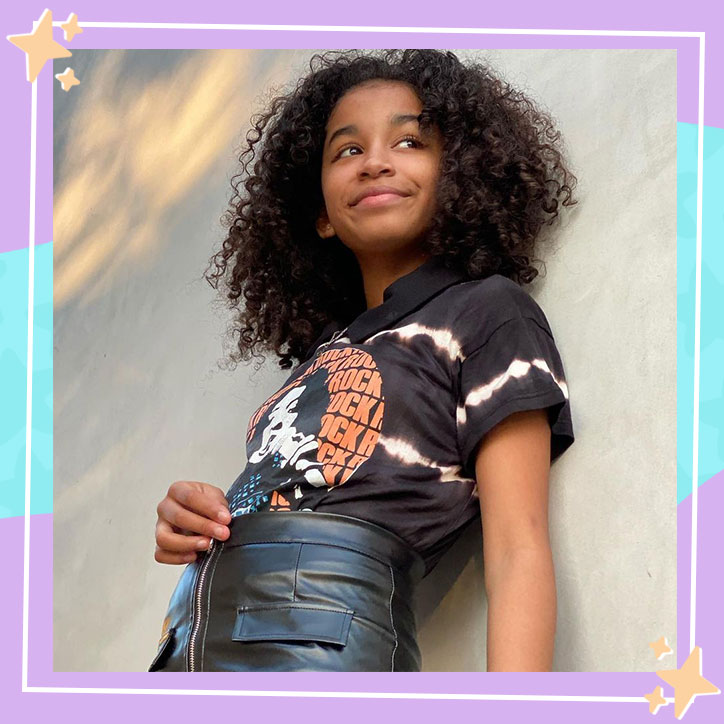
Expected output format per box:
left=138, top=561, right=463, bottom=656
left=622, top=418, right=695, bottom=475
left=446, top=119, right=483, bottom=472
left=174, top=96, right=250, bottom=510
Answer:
left=52, top=49, right=676, bottom=672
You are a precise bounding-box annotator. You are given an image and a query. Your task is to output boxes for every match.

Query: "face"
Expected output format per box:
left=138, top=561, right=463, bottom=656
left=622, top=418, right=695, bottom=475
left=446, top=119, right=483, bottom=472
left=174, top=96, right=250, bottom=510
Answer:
left=316, top=80, right=443, bottom=263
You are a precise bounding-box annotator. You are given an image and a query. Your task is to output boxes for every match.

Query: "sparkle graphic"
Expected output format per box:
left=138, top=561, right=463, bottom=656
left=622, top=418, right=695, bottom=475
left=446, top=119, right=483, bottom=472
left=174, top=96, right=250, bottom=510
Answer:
left=55, top=67, right=80, bottom=91
left=7, top=9, right=72, bottom=83
left=59, top=12, right=83, bottom=42
left=656, top=646, right=720, bottom=719
left=643, top=686, right=668, bottom=715
left=649, top=636, right=673, bottom=660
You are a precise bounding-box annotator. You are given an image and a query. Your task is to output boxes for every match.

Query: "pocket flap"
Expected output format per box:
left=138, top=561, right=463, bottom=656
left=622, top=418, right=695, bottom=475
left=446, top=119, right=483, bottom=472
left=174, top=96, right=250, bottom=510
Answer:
left=232, top=602, right=354, bottom=646
left=148, top=627, right=176, bottom=672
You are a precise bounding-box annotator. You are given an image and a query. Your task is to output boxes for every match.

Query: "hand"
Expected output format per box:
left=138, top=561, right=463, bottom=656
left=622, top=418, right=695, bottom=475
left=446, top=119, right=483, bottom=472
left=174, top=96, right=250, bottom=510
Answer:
left=154, top=480, right=232, bottom=565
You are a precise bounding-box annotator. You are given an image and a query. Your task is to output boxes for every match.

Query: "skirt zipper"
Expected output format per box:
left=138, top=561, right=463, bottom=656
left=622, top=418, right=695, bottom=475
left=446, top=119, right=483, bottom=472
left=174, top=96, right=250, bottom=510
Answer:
left=187, top=537, right=223, bottom=671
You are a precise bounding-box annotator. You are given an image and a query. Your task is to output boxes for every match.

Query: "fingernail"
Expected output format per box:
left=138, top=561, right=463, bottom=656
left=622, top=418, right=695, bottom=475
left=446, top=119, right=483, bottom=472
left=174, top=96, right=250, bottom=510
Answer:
left=213, top=526, right=227, bottom=538
left=196, top=539, right=209, bottom=550
left=217, top=510, right=230, bottom=522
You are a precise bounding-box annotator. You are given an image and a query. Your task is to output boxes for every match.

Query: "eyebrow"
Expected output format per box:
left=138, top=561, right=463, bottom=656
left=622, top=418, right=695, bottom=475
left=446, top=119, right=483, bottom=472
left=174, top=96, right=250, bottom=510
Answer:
left=326, top=113, right=422, bottom=148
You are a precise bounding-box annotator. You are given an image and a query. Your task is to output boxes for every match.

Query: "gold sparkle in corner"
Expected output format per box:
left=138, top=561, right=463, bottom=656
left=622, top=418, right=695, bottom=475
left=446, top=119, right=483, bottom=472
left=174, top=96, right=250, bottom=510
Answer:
left=60, top=13, right=83, bottom=43
left=7, top=9, right=71, bottom=83
left=55, top=67, right=80, bottom=92
left=656, top=646, right=720, bottom=719
left=644, top=685, right=668, bottom=715
left=649, top=635, right=673, bottom=660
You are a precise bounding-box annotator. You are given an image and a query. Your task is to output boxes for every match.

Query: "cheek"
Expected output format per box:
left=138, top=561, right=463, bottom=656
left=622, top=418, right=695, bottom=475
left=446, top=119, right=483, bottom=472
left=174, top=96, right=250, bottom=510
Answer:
left=320, top=172, right=345, bottom=208
left=319, top=176, right=329, bottom=204
left=413, top=159, right=440, bottom=187
left=427, top=158, right=442, bottom=182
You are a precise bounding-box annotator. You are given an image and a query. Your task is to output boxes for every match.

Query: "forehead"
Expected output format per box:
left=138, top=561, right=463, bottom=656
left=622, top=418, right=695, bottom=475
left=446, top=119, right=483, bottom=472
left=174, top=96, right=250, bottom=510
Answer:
left=326, top=81, right=422, bottom=126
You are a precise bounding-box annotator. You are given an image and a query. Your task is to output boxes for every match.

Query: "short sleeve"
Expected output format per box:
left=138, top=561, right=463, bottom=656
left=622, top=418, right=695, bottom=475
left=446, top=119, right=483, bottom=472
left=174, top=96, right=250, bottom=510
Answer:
left=456, top=316, right=574, bottom=478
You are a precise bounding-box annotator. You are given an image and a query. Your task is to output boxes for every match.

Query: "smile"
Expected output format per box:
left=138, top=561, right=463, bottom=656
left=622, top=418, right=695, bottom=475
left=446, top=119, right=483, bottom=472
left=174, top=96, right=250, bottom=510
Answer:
left=353, top=193, right=408, bottom=208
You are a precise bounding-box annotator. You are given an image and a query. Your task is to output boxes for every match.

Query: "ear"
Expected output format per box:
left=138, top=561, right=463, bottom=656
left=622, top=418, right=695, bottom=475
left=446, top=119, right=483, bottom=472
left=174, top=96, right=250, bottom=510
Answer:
left=315, top=207, right=336, bottom=239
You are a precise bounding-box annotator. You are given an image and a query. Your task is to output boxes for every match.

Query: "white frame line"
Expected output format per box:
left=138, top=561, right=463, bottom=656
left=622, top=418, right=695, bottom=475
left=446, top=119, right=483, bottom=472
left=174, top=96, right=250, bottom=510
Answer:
left=23, top=26, right=703, bottom=702
left=22, top=73, right=38, bottom=695
left=690, top=31, right=705, bottom=656
left=20, top=688, right=673, bottom=701
left=54, top=22, right=705, bottom=36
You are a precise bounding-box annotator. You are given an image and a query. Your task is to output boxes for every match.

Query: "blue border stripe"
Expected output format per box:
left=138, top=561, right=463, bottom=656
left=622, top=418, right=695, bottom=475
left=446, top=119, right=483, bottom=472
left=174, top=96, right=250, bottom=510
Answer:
left=0, top=241, right=52, bottom=518
left=0, top=122, right=721, bottom=518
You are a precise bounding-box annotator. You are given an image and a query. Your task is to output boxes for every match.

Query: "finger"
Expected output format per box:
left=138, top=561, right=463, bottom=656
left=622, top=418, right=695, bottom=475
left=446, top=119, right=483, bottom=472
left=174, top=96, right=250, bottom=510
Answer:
left=155, top=518, right=213, bottom=553
left=168, top=481, right=231, bottom=523
left=158, top=497, right=230, bottom=541
left=154, top=546, right=198, bottom=565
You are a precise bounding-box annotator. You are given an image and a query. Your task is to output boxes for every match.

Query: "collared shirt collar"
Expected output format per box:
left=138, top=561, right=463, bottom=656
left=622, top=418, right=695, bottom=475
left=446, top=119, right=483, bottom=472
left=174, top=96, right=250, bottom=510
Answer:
left=303, top=256, right=466, bottom=361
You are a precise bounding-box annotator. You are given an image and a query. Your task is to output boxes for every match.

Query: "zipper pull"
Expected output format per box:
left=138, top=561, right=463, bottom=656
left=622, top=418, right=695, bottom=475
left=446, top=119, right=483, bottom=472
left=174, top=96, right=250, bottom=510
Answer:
left=316, top=326, right=349, bottom=355
left=329, top=328, right=348, bottom=345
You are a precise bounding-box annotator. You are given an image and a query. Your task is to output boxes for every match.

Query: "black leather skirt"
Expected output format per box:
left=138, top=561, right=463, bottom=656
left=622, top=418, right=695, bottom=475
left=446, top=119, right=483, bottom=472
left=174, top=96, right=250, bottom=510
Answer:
left=148, top=511, right=425, bottom=672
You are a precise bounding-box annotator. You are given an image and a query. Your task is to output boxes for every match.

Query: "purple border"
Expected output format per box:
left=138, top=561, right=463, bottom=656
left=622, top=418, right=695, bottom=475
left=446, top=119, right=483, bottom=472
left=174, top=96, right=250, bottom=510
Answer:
left=3, top=1, right=722, bottom=721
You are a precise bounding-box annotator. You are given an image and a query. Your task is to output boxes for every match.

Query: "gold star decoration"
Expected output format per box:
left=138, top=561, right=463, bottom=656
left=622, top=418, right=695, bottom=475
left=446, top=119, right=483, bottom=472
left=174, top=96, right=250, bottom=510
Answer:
left=7, top=9, right=71, bottom=83
left=644, top=685, right=669, bottom=715
left=649, top=635, right=673, bottom=660
left=60, top=12, right=83, bottom=43
left=55, top=67, right=80, bottom=92
left=657, top=646, right=720, bottom=719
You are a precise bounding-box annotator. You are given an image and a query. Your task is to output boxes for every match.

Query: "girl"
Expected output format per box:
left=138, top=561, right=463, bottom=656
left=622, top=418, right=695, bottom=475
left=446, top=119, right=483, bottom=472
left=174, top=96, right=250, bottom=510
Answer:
left=150, top=49, right=577, bottom=672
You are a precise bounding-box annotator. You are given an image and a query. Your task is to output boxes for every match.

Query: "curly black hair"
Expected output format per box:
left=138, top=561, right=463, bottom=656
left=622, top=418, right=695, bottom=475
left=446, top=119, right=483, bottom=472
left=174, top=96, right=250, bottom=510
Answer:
left=205, top=49, right=577, bottom=371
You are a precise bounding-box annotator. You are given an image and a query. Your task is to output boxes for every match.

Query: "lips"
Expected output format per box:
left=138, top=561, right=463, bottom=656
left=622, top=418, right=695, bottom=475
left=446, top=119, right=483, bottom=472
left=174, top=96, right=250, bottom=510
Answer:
left=351, top=186, right=410, bottom=206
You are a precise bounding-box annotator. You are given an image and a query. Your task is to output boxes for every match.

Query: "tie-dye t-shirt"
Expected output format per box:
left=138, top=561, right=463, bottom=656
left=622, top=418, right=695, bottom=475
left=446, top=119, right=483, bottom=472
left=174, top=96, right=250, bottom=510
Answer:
left=224, top=256, right=574, bottom=574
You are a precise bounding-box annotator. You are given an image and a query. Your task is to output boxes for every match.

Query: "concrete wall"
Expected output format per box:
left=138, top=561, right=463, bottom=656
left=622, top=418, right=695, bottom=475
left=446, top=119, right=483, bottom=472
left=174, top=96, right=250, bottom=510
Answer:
left=52, top=49, right=676, bottom=672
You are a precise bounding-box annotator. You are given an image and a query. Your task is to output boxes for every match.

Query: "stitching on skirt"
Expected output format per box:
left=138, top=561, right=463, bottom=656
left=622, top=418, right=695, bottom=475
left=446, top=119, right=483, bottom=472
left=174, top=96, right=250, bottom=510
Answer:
left=388, top=564, right=398, bottom=672
left=293, top=543, right=303, bottom=602
left=238, top=604, right=354, bottom=614
left=239, top=539, right=398, bottom=571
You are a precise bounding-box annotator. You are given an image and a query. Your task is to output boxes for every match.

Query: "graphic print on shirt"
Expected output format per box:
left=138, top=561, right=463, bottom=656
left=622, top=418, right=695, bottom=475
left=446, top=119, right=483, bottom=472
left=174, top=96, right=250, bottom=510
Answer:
left=226, top=346, right=385, bottom=517
left=220, top=263, right=575, bottom=574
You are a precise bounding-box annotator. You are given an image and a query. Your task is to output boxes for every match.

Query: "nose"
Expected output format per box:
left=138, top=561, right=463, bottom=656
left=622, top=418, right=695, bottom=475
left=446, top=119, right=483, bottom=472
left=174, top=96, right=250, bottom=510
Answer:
left=358, top=143, right=394, bottom=178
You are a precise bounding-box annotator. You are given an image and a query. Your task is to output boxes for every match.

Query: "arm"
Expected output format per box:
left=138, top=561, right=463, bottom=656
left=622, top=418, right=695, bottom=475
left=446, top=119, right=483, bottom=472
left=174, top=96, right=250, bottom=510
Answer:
left=474, top=407, right=556, bottom=671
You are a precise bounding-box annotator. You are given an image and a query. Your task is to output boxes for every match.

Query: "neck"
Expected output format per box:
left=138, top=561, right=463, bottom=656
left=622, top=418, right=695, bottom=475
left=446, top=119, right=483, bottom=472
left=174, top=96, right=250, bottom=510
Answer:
left=357, top=250, right=431, bottom=310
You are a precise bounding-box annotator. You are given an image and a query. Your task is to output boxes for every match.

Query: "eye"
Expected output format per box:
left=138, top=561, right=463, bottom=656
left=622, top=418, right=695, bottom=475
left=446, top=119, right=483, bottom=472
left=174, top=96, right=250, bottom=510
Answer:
left=397, top=135, right=424, bottom=149
left=333, top=135, right=425, bottom=161
left=335, top=144, right=361, bottom=160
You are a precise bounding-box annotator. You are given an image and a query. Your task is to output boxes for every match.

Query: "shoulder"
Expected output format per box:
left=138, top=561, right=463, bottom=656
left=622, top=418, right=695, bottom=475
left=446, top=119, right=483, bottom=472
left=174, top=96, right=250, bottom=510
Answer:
left=436, top=274, right=554, bottom=356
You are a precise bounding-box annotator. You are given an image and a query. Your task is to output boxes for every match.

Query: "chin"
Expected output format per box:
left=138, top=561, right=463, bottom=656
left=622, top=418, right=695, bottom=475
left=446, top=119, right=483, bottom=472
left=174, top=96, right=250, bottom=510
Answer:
left=355, top=226, right=425, bottom=248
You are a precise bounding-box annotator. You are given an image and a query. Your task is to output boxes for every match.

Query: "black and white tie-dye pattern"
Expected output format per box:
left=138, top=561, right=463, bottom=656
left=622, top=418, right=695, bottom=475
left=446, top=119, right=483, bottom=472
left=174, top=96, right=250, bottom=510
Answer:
left=224, top=256, right=574, bottom=574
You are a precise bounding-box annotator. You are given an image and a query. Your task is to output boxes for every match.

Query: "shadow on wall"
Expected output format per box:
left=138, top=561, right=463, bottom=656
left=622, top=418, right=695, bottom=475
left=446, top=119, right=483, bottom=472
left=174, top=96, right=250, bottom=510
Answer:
left=416, top=513, right=590, bottom=673
left=415, top=519, right=487, bottom=671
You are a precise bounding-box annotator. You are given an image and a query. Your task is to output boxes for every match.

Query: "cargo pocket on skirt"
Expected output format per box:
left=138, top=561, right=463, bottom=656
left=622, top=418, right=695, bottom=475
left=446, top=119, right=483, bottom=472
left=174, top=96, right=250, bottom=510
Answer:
left=232, top=602, right=354, bottom=646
